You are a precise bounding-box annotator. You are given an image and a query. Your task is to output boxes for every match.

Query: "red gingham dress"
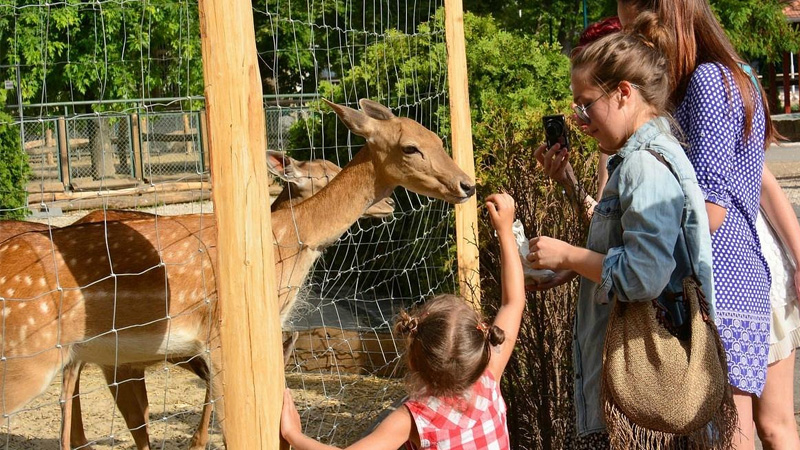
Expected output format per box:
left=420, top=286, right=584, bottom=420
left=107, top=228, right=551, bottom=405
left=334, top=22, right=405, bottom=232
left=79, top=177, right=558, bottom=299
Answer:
left=404, top=370, right=509, bottom=450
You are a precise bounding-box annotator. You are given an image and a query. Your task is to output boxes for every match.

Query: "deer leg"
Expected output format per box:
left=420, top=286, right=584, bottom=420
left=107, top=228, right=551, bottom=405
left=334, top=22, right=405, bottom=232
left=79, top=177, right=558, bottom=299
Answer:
left=61, top=361, right=93, bottom=450
left=188, top=384, right=213, bottom=450
left=102, top=365, right=151, bottom=450
left=206, top=334, right=226, bottom=448
left=69, top=363, right=94, bottom=449
left=172, top=357, right=212, bottom=450
left=282, top=331, right=299, bottom=365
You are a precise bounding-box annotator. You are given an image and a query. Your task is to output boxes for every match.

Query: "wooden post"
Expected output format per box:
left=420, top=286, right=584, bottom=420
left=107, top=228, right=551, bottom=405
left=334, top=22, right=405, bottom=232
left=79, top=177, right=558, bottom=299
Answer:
left=131, top=114, right=144, bottom=181
left=784, top=52, right=791, bottom=114
left=198, top=0, right=284, bottom=448
left=57, top=117, right=70, bottom=189
left=183, top=113, right=194, bottom=155
left=199, top=110, right=210, bottom=172
left=445, top=0, right=481, bottom=307
left=45, top=128, right=55, bottom=165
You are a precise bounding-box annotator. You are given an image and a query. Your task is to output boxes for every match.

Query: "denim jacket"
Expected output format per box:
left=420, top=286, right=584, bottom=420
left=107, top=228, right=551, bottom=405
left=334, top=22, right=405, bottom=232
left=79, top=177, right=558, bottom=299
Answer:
left=573, top=117, right=715, bottom=436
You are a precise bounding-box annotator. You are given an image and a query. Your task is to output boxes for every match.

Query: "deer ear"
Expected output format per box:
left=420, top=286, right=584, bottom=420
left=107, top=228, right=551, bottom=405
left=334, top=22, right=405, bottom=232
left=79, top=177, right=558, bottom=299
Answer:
left=358, top=99, right=395, bottom=121
left=267, top=151, right=296, bottom=181
left=323, top=99, right=376, bottom=139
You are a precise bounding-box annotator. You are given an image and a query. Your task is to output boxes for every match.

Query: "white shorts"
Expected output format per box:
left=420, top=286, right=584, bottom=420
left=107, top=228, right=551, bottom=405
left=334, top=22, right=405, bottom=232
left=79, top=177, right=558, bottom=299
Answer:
left=756, top=209, right=800, bottom=364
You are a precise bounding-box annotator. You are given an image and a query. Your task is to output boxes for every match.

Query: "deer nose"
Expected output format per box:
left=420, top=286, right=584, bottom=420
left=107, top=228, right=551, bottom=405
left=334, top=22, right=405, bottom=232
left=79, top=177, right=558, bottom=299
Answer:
left=386, top=198, right=396, bottom=207
left=460, top=181, right=476, bottom=198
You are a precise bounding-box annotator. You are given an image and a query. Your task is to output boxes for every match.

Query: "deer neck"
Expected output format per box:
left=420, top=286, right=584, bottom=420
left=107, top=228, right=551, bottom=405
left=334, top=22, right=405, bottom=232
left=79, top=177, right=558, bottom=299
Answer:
left=279, top=148, right=389, bottom=249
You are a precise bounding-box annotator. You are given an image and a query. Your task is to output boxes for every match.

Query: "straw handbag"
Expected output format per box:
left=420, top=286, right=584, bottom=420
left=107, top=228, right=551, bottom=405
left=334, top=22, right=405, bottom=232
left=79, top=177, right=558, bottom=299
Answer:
left=600, top=150, right=737, bottom=449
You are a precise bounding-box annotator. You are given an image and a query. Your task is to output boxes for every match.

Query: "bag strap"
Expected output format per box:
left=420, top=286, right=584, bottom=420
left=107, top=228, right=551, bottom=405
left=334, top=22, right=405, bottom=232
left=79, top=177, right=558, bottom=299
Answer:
left=643, top=149, right=700, bottom=283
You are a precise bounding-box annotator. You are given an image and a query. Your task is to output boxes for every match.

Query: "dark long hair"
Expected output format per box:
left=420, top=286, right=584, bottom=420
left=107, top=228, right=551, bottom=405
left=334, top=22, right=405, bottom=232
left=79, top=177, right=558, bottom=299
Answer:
left=619, top=0, right=778, bottom=147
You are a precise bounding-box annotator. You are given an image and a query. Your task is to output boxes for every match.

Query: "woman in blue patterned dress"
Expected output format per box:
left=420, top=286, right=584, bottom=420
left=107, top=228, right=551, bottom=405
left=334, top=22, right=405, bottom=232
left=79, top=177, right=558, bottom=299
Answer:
left=616, top=2, right=780, bottom=448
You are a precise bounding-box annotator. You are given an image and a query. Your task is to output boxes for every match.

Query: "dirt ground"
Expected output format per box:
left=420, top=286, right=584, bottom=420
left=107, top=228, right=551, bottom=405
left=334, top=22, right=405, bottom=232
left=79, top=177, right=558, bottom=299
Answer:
left=2, top=364, right=405, bottom=449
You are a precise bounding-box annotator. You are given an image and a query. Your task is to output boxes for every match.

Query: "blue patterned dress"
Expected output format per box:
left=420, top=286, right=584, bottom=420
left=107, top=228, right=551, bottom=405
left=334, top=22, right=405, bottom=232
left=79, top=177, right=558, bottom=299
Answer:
left=674, top=62, right=771, bottom=395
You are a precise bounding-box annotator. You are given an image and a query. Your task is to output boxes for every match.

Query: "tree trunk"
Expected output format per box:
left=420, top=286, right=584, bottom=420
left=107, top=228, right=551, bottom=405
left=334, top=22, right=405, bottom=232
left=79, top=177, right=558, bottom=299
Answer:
left=90, top=117, right=117, bottom=180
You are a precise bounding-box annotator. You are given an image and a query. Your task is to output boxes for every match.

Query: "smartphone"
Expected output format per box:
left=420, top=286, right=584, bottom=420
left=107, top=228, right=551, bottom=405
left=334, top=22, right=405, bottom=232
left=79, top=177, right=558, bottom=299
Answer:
left=542, top=114, right=569, bottom=151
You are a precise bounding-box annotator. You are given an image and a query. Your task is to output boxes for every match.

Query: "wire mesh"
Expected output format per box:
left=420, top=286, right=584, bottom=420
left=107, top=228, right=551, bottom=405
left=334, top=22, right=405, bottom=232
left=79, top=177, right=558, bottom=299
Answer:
left=0, top=0, right=454, bottom=447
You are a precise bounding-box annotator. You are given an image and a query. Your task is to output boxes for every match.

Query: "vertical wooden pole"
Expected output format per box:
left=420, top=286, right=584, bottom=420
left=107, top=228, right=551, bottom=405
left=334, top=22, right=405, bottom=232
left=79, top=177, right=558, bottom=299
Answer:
left=57, top=117, right=70, bottom=189
left=444, top=0, right=480, bottom=306
left=198, top=0, right=284, bottom=448
left=199, top=110, right=210, bottom=172
left=784, top=52, right=791, bottom=114
left=131, top=114, right=143, bottom=181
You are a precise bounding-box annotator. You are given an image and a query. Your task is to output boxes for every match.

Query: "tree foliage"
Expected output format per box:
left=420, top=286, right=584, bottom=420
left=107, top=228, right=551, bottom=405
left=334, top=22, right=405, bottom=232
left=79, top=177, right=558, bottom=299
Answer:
left=712, top=0, right=800, bottom=62
left=0, top=90, right=28, bottom=219
left=0, top=0, right=203, bottom=112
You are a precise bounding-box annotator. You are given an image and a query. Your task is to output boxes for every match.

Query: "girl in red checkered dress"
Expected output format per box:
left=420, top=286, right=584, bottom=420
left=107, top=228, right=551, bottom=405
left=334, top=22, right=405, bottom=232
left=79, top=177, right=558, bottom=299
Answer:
left=281, top=192, right=525, bottom=450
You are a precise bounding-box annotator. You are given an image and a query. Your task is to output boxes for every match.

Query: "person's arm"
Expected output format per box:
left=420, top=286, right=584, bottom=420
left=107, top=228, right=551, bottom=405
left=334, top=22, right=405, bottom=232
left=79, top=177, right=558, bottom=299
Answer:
left=534, top=143, right=598, bottom=222
left=527, top=237, right=604, bottom=283
left=485, top=193, right=526, bottom=381
left=681, top=64, right=738, bottom=233
left=760, top=165, right=800, bottom=299
left=705, top=202, right=727, bottom=233
left=601, top=150, right=683, bottom=302
left=281, top=389, right=413, bottom=450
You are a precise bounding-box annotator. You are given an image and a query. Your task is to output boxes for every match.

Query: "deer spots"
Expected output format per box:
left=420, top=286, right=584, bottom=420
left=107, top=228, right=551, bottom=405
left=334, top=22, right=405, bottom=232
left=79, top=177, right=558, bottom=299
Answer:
left=1, top=307, right=10, bottom=318
left=39, top=302, right=49, bottom=314
left=5, top=288, right=16, bottom=297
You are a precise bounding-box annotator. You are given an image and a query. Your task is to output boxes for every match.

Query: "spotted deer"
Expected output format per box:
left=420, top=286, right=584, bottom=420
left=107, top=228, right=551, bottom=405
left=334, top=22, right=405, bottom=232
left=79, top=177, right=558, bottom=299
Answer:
left=64, top=154, right=397, bottom=450
left=0, top=98, right=474, bottom=448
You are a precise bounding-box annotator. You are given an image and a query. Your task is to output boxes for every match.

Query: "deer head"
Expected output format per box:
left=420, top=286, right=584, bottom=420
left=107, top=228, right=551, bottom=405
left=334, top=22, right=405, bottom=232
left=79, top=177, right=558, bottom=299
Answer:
left=322, top=99, right=475, bottom=204
left=266, top=150, right=395, bottom=218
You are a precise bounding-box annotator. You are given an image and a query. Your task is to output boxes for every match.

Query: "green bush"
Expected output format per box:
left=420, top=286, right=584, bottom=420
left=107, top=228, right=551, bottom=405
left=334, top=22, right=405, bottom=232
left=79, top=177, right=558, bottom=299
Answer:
left=0, top=91, right=28, bottom=220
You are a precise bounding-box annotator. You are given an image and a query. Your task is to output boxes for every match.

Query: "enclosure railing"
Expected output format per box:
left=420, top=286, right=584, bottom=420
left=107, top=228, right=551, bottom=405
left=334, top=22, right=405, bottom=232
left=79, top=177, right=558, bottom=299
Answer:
left=12, top=99, right=308, bottom=208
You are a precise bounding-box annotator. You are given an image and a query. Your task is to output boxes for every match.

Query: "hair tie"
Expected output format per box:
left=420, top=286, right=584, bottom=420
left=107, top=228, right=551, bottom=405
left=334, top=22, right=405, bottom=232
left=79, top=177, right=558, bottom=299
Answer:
left=635, top=33, right=656, bottom=50
left=406, top=317, right=419, bottom=335
left=477, top=322, right=489, bottom=339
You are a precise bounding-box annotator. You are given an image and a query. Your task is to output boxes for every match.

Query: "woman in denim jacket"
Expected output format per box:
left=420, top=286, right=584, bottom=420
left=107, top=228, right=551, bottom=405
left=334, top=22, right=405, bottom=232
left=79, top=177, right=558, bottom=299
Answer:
left=527, top=17, right=716, bottom=448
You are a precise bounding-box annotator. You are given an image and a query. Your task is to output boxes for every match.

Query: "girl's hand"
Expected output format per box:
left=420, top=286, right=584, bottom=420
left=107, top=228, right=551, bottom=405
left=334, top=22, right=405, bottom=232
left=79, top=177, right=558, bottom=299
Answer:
left=527, top=236, right=574, bottom=270
left=534, top=143, right=574, bottom=187
left=526, top=269, right=579, bottom=291
left=281, top=388, right=303, bottom=443
left=486, top=193, right=516, bottom=236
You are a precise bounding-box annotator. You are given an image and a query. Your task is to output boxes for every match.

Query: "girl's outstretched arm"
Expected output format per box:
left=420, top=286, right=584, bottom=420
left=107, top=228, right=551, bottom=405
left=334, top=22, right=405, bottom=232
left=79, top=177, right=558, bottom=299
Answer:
left=485, top=193, right=526, bottom=381
left=281, top=389, right=415, bottom=450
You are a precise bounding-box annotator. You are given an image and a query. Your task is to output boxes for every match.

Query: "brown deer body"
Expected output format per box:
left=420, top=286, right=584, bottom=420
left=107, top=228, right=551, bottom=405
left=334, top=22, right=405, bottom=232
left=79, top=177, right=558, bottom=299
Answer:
left=0, top=99, right=474, bottom=448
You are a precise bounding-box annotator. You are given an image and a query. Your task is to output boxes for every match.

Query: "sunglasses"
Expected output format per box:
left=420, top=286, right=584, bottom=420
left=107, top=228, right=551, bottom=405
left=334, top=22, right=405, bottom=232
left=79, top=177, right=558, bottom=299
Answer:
left=572, top=83, right=641, bottom=125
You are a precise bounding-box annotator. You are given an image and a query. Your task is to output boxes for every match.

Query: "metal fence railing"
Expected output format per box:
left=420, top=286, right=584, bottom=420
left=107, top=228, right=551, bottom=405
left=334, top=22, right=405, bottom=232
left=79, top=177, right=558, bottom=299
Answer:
left=15, top=104, right=307, bottom=196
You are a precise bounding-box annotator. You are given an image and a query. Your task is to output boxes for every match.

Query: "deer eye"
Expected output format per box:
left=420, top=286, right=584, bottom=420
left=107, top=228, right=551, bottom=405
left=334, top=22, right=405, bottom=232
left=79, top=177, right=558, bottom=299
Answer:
left=402, top=146, right=421, bottom=155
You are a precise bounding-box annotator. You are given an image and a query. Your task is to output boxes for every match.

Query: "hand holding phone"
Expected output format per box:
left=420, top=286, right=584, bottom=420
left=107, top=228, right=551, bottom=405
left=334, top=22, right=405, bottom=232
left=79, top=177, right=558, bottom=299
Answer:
left=542, top=114, right=569, bottom=151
